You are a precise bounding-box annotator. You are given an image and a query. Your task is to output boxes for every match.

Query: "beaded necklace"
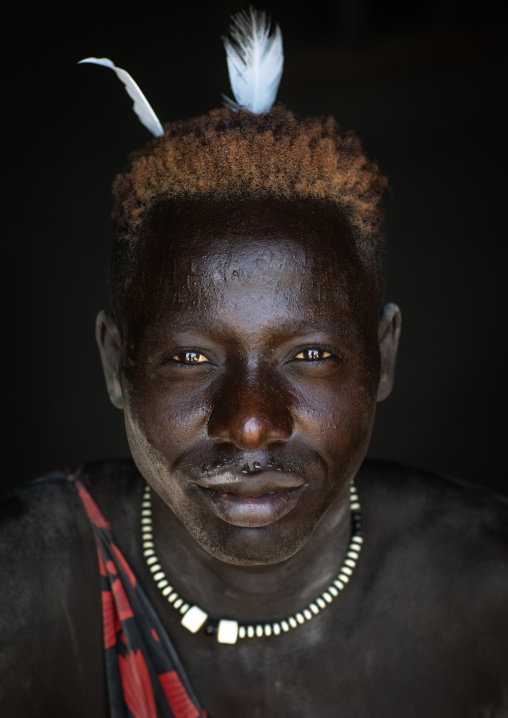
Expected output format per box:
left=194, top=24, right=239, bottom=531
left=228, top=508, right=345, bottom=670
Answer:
left=142, top=481, right=363, bottom=644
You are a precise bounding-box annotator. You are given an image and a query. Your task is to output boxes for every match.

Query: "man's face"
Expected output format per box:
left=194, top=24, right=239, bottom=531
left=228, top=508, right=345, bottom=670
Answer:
left=101, top=198, right=398, bottom=566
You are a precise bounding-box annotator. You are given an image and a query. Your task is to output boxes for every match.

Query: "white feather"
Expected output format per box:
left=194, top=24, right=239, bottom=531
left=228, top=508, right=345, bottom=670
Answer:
left=78, top=57, right=164, bottom=137
left=223, top=8, right=284, bottom=114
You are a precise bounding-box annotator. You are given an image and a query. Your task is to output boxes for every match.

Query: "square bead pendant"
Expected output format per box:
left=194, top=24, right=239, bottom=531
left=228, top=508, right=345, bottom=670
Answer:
left=217, top=619, right=239, bottom=644
left=181, top=605, right=208, bottom=633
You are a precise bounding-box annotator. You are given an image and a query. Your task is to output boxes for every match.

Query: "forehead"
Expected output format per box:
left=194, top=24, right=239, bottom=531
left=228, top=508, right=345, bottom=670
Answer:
left=124, top=197, right=377, bottom=336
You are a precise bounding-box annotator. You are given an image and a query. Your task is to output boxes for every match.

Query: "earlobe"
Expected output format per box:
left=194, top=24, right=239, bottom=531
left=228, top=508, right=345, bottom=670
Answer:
left=96, top=310, right=124, bottom=410
left=377, top=303, right=402, bottom=402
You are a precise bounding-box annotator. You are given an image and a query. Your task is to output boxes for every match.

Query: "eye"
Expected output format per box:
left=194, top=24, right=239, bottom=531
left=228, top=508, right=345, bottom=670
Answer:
left=171, top=351, right=210, bottom=364
left=294, top=348, right=332, bottom=361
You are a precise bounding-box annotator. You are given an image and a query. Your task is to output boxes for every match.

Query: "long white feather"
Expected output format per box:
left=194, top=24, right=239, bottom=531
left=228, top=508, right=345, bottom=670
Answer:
left=223, top=8, right=283, bottom=114
left=78, top=57, right=164, bottom=137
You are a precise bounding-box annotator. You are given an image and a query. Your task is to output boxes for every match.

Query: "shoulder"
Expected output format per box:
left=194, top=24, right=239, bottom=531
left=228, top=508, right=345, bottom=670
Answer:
left=0, top=457, right=143, bottom=618
left=357, top=460, right=508, bottom=682
left=0, top=458, right=142, bottom=602
left=0, top=459, right=140, bottom=715
left=358, top=459, right=508, bottom=550
left=0, top=457, right=142, bottom=542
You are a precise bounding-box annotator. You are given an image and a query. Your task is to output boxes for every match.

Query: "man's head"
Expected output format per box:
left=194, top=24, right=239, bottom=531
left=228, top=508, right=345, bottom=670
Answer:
left=97, top=107, right=401, bottom=567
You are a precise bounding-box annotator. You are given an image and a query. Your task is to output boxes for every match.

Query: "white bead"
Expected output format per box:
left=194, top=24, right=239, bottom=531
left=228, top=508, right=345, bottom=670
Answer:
left=334, top=579, right=344, bottom=590
left=180, top=603, right=189, bottom=614
left=162, top=586, right=172, bottom=596
left=156, top=579, right=169, bottom=590
left=296, top=613, right=305, bottom=625
left=143, top=548, right=155, bottom=557
left=351, top=536, right=363, bottom=544
left=149, top=564, right=162, bottom=573
left=322, top=592, right=333, bottom=603
left=153, top=571, right=165, bottom=581
left=342, top=566, right=353, bottom=576
left=146, top=556, right=158, bottom=566
left=329, top=586, right=339, bottom=597
left=338, top=573, right=350, bottom=583
left=347, top=551, right=359, bottom=560
left=143, top=541, right=154, bottom=549
left=344, top=559, right=356, bottom=568
left=289, top=617, right=297, bottom=628
left=181, top=605, right=208, bottom=633
left=281, top=621, right=290, bottom=632
left=273, top=623, right=281, bottom=635
left=168, top=592, right=178, bottom=603
left=264, top=624, right=272, bottom=636
left=316, top=597, right=326, bottom=609
left=309, top=603, right=320, bottom=615
left=256, top=625, right=263, bottom=638
left=247, top=626, right=255, bottom=638
left=303, top=609, right=312, bottom=620
left=239, top=627, right=246, bottom=639
left=141, top=517, right=151, bottom=525
left=174, top=598, right=183, bottom=610
left=350, top=503, right=361, bottom=510
left=217, top=619, right=239, bottom=645
left=141, top=509, right=151, bottom=516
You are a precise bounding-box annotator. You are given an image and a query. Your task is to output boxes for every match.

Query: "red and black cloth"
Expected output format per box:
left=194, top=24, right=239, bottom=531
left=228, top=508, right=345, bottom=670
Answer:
left=73, top=474, right=207, bottom=718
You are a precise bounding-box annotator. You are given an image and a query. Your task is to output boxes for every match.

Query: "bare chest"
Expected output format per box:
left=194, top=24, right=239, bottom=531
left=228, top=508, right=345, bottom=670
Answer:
left=166, top=610, right=497, bottom=718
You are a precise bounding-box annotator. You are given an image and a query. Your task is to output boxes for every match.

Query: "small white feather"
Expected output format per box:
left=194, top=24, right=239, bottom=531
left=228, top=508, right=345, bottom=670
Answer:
left=78, top=57, right=164, bottom=137
left=223, top=8, right=283, bottom=114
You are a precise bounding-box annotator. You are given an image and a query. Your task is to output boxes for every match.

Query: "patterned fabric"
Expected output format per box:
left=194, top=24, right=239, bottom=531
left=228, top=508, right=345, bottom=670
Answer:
left=72, top=474, right=208, bottom=718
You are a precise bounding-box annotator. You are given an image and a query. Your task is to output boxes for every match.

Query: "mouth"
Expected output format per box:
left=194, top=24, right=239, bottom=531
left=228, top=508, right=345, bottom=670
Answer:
left=192, top=472, right=308, bottom=528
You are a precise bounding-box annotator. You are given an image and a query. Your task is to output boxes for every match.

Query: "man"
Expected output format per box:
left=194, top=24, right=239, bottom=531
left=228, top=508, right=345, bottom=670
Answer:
left=1, top=17, right=507, bottom=717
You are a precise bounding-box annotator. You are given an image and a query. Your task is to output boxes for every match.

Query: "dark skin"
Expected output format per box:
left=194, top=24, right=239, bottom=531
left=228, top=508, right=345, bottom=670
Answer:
left=1, top=197, right=507, bottom=717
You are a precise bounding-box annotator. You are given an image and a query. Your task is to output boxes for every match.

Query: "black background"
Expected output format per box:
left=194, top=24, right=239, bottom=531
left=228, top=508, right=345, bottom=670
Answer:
left=2, top=0, right=507, bottom=495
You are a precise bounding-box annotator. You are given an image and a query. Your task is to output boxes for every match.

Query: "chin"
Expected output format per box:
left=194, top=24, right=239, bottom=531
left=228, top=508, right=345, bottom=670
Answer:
left=187, top=518, right=316, bottom=566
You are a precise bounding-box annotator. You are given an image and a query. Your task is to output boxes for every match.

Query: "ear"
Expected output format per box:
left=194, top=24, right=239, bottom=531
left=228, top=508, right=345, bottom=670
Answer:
left=377, top=303, right=402, bottom=402
left=96, top=310, right=124, bottom=409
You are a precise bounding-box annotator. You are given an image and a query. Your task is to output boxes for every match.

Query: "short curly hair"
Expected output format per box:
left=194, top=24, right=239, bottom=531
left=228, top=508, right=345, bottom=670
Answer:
left=110, top=105, right=387, bottom=311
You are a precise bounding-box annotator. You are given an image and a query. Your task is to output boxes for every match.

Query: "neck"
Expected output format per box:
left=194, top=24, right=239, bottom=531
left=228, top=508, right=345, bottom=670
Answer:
left=150, top=486, right=352, bottom=623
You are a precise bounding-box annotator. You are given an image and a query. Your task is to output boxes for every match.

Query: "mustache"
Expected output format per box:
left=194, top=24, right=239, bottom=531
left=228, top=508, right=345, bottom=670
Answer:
left=204, top=459, right=290, bottom=476
left=172, top=445, right=327, bottom=484
left=198, top=453, right=318, bottom=481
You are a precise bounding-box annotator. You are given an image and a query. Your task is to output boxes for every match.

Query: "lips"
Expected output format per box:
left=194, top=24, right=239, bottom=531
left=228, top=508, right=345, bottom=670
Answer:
left=192, top=471, right=307, bottom=528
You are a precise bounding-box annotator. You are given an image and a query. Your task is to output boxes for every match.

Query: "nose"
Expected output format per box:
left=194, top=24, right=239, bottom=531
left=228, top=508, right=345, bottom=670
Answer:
left=207, top=368, right=293, bottom=450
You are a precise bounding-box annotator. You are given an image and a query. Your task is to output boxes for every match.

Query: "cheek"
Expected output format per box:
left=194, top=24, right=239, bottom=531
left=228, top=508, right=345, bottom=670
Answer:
left=121, top=370, right=212, bottom=465
left=291, top=370, right=378, bottom=469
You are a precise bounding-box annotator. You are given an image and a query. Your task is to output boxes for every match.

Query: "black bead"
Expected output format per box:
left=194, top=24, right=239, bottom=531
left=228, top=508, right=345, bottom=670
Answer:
left=204, top=620, right=218, bottom=636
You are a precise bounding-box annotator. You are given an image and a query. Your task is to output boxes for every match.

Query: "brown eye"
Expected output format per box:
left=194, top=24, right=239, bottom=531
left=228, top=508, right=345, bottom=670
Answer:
left=171, top=352, right=209, bottom=364
left=294, top=349, right=332, bottom=361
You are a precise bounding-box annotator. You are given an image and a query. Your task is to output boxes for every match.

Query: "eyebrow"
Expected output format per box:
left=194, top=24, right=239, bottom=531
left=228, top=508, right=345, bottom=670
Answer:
left=148, top=318, right=344, bottom=337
